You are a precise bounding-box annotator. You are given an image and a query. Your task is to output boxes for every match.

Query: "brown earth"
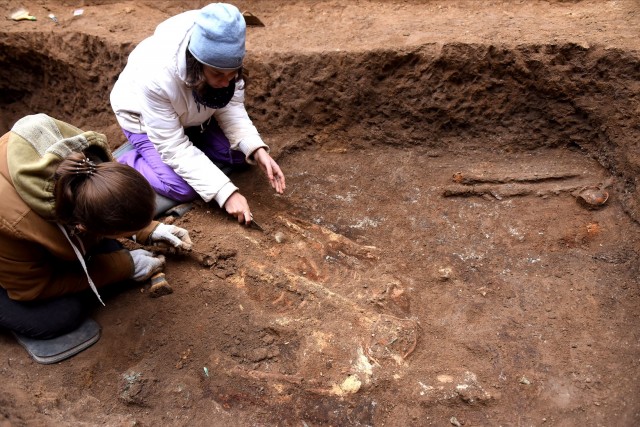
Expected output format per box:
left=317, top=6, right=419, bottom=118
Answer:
left=1, top=1, right=640, bottom=426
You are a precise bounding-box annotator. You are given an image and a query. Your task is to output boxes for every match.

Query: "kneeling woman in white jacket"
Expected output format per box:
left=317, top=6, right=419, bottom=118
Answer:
left=110, top=3, right=286, bottom=223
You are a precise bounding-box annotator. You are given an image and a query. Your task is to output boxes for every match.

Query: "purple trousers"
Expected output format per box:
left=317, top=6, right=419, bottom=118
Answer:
left=117, top=119, right=246, bottom=202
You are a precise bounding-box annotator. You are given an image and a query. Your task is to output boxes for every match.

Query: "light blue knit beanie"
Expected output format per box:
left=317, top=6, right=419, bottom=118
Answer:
left=188, top=3, right=246, bottom=70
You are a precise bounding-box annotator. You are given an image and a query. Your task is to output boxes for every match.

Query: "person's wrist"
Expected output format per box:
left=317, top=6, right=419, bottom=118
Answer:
left=214, top=183, right=239, bottom=208
left=126, top=250, right=136, bottom=279
left=249, top=147, right=264, bottom=161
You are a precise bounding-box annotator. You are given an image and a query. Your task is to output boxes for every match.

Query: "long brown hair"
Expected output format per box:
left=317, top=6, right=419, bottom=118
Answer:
left=54, top=152, right=155, bottom=236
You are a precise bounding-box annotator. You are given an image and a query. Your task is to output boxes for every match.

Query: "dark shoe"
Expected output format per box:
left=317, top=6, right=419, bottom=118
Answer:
left=165, top=203, right=194, bottom=218
left=154, top=193, right=182, bottom=218
left=12, top=318, right=101, bottom=364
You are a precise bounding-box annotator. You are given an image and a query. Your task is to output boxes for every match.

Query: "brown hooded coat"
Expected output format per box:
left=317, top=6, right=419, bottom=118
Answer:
left=0, top=114, right=157, bottom=301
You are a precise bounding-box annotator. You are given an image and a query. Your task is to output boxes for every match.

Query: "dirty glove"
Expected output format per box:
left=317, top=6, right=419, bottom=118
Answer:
left=149, top=223, right=193, bottom=251
left=129, top=249, right=166, bottom=282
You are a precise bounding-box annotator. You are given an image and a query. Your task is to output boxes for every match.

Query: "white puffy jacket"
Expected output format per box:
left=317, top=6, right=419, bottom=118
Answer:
left=110, top=10, right=268, bottom=206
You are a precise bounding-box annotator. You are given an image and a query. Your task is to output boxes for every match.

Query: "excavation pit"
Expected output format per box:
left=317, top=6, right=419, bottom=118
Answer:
left=1, top=1, right=639, bottom=426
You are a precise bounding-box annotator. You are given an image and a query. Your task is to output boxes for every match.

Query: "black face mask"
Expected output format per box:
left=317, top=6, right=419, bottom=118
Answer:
left=192, top=79, right=236, bottom=111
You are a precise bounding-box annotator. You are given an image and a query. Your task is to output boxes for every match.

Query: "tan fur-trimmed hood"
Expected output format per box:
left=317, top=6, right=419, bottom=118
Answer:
left=7, top=114, right=113, bottom=219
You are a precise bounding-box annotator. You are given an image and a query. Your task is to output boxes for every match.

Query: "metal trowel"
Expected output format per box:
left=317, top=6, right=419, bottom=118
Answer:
left=248, top=218, right=265, bottom=232
left=226, top=213, right=265, bottom=232
left=243, top=11, right=265, bottom=27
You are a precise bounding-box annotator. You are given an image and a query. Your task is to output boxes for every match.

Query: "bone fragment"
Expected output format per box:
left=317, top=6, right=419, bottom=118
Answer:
left=452, top=171, right=580, bottom=185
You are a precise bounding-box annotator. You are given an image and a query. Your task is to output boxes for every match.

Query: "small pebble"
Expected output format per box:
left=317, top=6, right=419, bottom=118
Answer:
left=274, top=231, right=286, bottom=243
left=438, top=267, right=453, bottom=281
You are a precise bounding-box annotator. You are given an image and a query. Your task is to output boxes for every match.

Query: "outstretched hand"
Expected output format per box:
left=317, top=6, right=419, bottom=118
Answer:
left=252, top=148, right=286, bottom=194
left=222, top=149, right=285, bottom=226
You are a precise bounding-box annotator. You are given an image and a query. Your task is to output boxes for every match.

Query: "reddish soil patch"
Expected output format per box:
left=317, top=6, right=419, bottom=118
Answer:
left=1, top=1, right=639, bottom=426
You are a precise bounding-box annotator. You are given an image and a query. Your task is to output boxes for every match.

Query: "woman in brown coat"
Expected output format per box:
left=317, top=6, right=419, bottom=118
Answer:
left=0, top=114, right=192, bottom=363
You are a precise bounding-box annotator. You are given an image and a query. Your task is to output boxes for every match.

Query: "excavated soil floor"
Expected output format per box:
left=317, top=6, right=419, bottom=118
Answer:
left=1, top=1, right=639, bottom=426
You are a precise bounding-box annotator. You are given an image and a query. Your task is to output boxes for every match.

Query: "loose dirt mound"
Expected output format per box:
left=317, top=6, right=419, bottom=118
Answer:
left=1, top=1, right=639, bottom=426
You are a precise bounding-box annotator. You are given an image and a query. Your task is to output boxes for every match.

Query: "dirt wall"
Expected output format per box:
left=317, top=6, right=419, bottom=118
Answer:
left=2, top=33, right=639, bottom=221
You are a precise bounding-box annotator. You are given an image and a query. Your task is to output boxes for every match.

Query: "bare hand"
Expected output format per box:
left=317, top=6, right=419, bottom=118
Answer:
left=223, top=191, right=252, bottom=224
left=253, top=148, right=286, bottom=194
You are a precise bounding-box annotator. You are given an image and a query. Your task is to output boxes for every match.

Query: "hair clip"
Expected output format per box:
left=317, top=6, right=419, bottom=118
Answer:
left=74, top=157, right=97, bottom=176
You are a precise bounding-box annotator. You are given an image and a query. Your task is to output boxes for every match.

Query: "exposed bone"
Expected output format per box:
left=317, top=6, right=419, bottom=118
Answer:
left=443, top=183, right=590, bottom=199
left=244, top=262, right=377, bottom=325
left=190, top=249, right=215, bottom=267
left=152, top=245, right=214, bottom=267
left=452, top=171, right=580, bottom=185
left=278, top=215, right=379, bottom=260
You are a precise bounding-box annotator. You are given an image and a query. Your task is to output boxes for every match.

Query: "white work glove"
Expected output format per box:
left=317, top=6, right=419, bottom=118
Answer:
left=149, top=223, right=193, bottom=251
left=129, top=249, right=166, bottom=282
